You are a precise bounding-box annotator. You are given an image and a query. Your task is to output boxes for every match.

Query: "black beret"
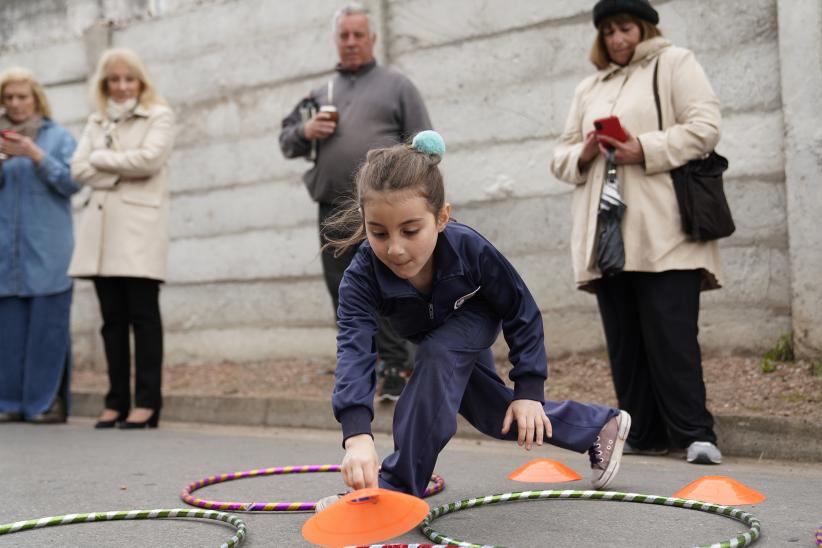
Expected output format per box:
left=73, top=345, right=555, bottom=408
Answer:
left=593, top=0, right=660, bottom=27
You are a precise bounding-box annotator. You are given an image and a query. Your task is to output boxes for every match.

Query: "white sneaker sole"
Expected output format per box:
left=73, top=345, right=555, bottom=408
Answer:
left=592, top=410, right=631, bottom=490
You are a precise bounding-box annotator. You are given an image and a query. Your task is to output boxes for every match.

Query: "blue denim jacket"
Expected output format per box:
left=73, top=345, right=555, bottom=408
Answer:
left=333, top=221, right=548, bottom=438
left=0, top=119, right=79, bottom=297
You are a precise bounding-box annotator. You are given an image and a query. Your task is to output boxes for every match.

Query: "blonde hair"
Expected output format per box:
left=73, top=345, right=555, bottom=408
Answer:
left=0, top=67, right=52, bottom=118
left=590, top=14, right=662, bottom=70
left=323, top=142, right=445, bottom=256
left=90, top=48, right=167, bottom=115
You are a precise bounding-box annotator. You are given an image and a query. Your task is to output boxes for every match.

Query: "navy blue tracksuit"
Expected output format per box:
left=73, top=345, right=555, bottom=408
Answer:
left=333, top=221, right=617, bottom=496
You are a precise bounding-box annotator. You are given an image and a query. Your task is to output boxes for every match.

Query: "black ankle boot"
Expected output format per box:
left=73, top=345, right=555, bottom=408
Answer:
left=119, top=409, right=161, bottom=429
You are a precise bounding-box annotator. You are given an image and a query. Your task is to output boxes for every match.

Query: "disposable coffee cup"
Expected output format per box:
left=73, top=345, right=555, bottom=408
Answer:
left=320, top=105, right=339, bottom=122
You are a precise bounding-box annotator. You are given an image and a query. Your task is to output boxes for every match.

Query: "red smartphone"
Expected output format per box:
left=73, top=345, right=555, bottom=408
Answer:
left=0, top=129, right=16, bottom=138
left=593, top=116, right=628, bottom=142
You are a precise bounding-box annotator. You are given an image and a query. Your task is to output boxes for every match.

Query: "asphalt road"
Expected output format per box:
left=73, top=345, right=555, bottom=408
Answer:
left=1, top=419, right=819, bottom=547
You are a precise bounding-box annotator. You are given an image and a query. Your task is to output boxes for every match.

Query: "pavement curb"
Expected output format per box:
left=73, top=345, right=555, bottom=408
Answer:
left=71, top=391, right=821, bottom=462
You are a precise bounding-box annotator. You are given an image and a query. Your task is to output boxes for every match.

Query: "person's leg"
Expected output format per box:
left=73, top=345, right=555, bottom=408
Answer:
left=318, top=202, right=357, bottom=315
left=597, top=273, right=669, bottom=451
left=21, top=289, right=72, bottom=420
left=0, top=297, right=28, bottom=417
left=634, top=270, right=716, bottom=448
left=378, top=337, right=480, bottom=496
left=379, top=303, right=500, bottom=496
left=93, top=277, right=132, bottom=415
left=318, top=203, right=412, bottom=395
left=457, top=347, right=616, bottom=452
left=125, top=278, right=163, bottom=412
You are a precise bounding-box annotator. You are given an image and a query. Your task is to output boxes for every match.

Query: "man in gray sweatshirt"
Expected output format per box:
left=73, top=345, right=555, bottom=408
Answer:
left=279, top=2, right=432, bottom=400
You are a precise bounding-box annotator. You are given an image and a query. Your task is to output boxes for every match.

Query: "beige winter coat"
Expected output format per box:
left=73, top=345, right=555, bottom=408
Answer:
left=551, top=37, right=723, bottom=292
left=68, top=104, right=175, bottom=281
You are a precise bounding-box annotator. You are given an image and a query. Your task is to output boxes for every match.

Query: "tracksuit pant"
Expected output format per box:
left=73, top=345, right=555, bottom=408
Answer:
left=378, top=300, right=617, bottom=497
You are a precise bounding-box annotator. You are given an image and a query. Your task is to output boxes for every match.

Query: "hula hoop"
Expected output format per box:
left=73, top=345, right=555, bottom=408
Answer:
left=181, top=464, right=445, bottom=512
left=418, top=490, right=761, bottom=548
left=0, top=508, right=247, bottom=548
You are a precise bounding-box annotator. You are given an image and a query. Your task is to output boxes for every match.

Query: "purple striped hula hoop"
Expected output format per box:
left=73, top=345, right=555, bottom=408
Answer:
left=180, top=464, right=445, bottom=512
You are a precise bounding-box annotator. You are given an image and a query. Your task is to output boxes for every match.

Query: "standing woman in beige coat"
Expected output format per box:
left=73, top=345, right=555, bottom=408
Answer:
left=551, top=0, right=723, bottom=464
left=69, top=48, right=175, bottom=429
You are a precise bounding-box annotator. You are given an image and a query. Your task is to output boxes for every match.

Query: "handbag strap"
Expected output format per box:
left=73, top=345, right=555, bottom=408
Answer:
left=652, top=57, right=662, bottom=131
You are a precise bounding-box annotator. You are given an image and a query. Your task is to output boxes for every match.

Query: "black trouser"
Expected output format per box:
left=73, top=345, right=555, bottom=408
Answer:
left=319, top=202, right=412, bottom=371
left=595, top=270, right=716, bottom=449
left=93, top=277, right=163, bottom=413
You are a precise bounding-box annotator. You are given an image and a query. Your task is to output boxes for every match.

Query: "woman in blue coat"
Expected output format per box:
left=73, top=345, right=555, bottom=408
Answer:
left=0, top=68, right=79, bottom=423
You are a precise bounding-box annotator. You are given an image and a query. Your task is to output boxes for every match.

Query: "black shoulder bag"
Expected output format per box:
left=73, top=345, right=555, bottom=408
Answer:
left=652, top=58, right=735, bottom=241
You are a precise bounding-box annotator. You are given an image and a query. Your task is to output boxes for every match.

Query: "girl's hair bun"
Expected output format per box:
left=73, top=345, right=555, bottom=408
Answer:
left=411, top=130, right=446, bottom=156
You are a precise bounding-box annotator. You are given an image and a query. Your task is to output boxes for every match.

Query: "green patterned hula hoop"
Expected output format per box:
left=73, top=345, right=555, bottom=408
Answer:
left=419, top=490, right=761, bottom=548
left=0, top=508, right=247, bottom=548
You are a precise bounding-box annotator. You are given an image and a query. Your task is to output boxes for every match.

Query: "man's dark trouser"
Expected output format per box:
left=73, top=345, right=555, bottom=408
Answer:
left=596, top=269, right=716, bottom=450
left=93, top=277, right=163, bottom=413
left=319, top=203, right=412, bottom=371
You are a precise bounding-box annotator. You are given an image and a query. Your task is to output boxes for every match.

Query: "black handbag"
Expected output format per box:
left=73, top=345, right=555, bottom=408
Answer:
left=652, top=59, right=735, bottom=241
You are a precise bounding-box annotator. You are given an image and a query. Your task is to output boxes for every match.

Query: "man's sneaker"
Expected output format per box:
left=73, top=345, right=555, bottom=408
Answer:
left=378, top=368, right=406, bottom=401
left=589, top=410, right=631, bottom=490
left=314, top=493, right=343, bottom=512
left=686, top=441, right=722, bottom=464
left=623, top=441, right=669, bottom=456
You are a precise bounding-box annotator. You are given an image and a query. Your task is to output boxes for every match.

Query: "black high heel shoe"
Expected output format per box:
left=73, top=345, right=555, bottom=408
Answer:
left=95, top=409, right=127, bottom=429
left=119, top=409, right=161, bottom=429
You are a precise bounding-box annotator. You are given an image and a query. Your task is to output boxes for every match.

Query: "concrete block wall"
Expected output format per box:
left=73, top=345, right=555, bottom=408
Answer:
left=1, top=0, right=818, bottom=368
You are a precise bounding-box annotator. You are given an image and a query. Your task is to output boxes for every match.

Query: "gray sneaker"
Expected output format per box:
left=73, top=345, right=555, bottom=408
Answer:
left=686, top=441, right=722, bottom=464
left=314, top=493, right=344, bottom=512
left=589, top=410, right=631, bottom=489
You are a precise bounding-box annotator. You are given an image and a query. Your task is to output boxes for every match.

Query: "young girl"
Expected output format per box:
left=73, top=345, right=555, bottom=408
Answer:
left=320, top=131, right=630, bottom=507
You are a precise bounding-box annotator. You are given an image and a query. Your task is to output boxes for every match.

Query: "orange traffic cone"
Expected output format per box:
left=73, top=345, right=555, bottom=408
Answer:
left=507, top=458, right=582, bottom=483
left=673, top=476, right=765, bottom=506
left=302, top=488, right=429, bottom=547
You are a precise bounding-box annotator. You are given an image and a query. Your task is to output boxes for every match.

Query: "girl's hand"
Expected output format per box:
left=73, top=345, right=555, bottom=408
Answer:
left=577, top=130, right=600, bottom=170
left=596, top=131, right=645, bottom=165
left=341, top=434, right=380, bottom=490
left=1, top=132, right=44, bottom=164
left=501, top=399, right=553, bottom=451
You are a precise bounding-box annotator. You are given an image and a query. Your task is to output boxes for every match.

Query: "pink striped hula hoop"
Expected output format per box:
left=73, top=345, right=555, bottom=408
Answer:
left=181, top=464, right=445, bottom=512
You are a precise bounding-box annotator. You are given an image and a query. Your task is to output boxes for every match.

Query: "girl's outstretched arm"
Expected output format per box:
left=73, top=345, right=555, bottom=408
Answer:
left=341, top=434, right=380, bottom=490
left=501, top=399, right=553, bottom=451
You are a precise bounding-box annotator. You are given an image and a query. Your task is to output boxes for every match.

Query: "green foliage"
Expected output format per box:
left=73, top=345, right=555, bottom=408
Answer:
left=760, top=333, right=794, bottom=374
left=810, top=360, right=822, bottom=377
left=760, top=358, right=777, bottom=374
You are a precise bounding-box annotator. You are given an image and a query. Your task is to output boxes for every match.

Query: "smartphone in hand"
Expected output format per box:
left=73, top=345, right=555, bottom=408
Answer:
left=0, top=129, right=15, bottom=160
left=593, top=116, right=628, bottom=143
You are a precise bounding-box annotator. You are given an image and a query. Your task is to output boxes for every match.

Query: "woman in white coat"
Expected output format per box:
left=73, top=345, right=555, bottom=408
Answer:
left=550, top=0, right=723, bottom=464
left=70, top=48, right=175, bottom=429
